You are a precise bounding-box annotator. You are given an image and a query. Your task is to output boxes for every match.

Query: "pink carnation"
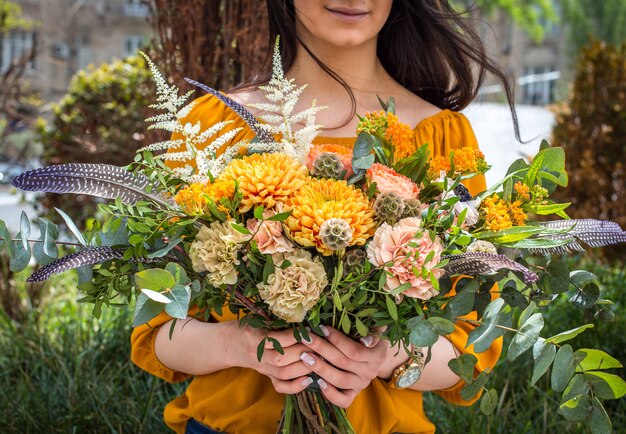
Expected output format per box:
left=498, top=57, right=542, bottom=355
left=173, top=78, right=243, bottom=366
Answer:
left=247, top=209, right=294, bottom=255
left=366, top=217, right=444, bottom=301
left=366, top=163, right=420, bottom=200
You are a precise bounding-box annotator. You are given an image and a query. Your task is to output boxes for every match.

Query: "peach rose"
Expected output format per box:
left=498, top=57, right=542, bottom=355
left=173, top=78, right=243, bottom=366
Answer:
left=306, top=143, right=354, bottom=179
left=247, top=209, right=294, bottom=255
left=366, top=217, right=444, bottom=301
left=366, top=163, right=420, bottom=201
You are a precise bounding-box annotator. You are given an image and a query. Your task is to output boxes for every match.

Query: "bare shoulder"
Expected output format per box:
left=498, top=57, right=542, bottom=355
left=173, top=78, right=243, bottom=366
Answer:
left=227, top=88, right=265, bottom=106
left=390, top=85, right=442, bottom=127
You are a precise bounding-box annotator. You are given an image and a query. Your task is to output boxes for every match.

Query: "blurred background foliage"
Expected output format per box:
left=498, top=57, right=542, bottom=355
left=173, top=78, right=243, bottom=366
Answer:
left=0, top=0, right=625, bottom=433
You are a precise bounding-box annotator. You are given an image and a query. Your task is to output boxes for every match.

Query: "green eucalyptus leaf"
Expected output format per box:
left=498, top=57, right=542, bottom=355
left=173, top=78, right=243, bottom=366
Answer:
left=590, top=397, right=612, bottom=434
left=467, top=298, right=505, bottom=347
left=543, top=259, right=570, bottom=294
left=10, top=239, right=31, bottom=272
left=518, top=301, right=536, bottom=328
left=37, top=218, right=59, bottom=258
left=552, top=344, right=576, bottom=392
left=473, top=305, right=512, bottom=354
left=583, top=372, right=626, bottom=400
left=0, top=220, right=14, bottom=257
left=460, top=371, right=489, bottom=401
left=447, top=290, right=476, bottom=318
left=508, top=313, right=544, bottom=361
left=147, top=237, right=183, bottom=259
left=479, top=388, right=498, bottom=415
left=561, top=374, right=590, bottom=403
left=20, top=211, right=30, bottom=251
left=448, top=353, right=478, bottom=384
left=570, top=283, right=600, bottom=309
left=165, top=262, right=190, bottom=284
left=409, top=317, right=438, bottom=347
left=531, top=339, right=556, bottom=386
left=574, top=348, right=623, bottom=372
left=558, top=394, right=592, bottom=422
left=428, top=316, right=456, bottom=336
left=133, top=292, right=164, bottom=327
left=140, top=288, right=172, bottom=304
left=54, top=207, right=87, bottom=246
left=135, top=268, right=175, bottom=291
left=545, top=324, right=594, bottom=345
left=569, top=270, right=597, bottom=289
left=164, top=284, right=191, bottom=319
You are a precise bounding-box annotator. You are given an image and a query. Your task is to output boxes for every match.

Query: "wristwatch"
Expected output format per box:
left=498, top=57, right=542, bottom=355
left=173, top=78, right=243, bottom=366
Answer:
left=389, top=348, right=426, bottom=389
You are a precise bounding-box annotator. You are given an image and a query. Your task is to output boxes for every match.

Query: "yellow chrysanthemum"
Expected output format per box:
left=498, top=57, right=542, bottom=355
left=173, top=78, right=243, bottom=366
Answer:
left=285, top=179, right=376, bottom=255
left=453, top=147, right=486, bottom=173
left=175, top=183, right=212, bottom=215
left=514, top=181, right=531, bottom=201
left=481, top=194, right=513, bottom=232
left=508, top=200, right=527, bottom=226
left=428, top=155, right=452, bottom=177
left=386, top=113, right=417, bottom=161
left=219, top=153, right=309, bottom=212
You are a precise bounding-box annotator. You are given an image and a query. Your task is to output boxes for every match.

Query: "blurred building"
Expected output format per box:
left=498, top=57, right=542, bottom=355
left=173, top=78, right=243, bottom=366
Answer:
left=477, top=6, right=570, bottom=106
left=3, top=1, right=570, bottom=106
left=2, top=0, right=151, bottom=101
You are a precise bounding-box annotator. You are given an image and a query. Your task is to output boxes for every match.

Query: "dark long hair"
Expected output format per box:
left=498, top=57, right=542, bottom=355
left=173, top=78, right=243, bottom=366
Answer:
left=236, top=0, right=520, bottom=139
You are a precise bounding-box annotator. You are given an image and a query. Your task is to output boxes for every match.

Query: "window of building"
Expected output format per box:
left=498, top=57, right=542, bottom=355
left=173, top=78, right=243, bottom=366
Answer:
left=0, top=30, right=36, bottom=74
left=123, top=35, right=144, bottom=57
left=76, top=33, right=92, bottom=71
left=522, top=66, right=558, bottom=105
left=124, top=0, right=149, bottom=17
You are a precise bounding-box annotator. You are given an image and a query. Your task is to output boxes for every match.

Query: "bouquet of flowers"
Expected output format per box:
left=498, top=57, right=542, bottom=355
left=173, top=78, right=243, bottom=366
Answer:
left=2, top=42, right=625, bottom=433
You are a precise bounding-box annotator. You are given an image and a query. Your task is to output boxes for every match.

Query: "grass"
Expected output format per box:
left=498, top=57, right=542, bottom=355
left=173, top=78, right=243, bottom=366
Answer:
left=0, top=256, right=624, bottom=433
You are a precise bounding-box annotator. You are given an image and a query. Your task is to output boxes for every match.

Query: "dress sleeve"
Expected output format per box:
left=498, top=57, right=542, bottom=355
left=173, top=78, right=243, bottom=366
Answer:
left=131, top=93, right=249, bottom=383
left=415, top=110, right=486, bottom=197
left=415, top=110, right=502, bottom=405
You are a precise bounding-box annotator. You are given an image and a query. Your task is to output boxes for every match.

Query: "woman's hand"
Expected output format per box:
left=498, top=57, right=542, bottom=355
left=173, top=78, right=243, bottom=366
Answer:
left=300, top=325, right=387, bottom=408
left=231, top=324, right=314, bottom=395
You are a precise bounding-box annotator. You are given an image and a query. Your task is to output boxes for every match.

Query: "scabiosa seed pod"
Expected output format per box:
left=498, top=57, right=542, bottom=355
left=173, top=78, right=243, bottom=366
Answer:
left=453, top=184, right=472, bottom=202
left=466, top=240, right=498, bottom=255
left=374, top=191, right=405, bottom=222
left=312, top=152, right=345, bottom=179
left=402, top=198, right=422, bottom=218
left=342, top=248, right=367, bottom=276
left=319, top=218, right=353, bottom=251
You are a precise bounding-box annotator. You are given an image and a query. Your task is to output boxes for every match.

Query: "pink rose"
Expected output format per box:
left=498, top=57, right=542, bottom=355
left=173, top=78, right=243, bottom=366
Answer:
left=366, top=217, right=444, bottom=301
left=366, top=163, right=420, bottom=201
left=247, top=209, right=294, bottom=254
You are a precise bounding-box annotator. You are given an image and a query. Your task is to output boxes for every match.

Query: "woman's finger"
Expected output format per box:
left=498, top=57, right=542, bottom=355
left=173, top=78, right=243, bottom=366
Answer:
left=359, top=326, right=387, bottom=348
left=318, top=325, right=381, bottom=362
left=299, top=351, right=363, bottom=390
left=261, top=344, right=310, bottom=367
left=301, top=331, right=365, bottom=372
left=269, top=375, right=316, bottom=395
left=316, top=377, right=358, bottom=409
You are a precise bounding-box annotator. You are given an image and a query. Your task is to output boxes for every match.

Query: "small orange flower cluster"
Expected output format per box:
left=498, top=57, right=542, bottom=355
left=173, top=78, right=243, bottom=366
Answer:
left=356, top=110, right=387, bottom=135
left=385, top=113, right=416, bottom=161
left=481, top=194, right=527, bottom=231
left=428, top=155, right=452, bottom=177
left=175, top=179, right=236, bottom=215
left=453, top=148, right=487, bottom=173
left=514, top=181, right=531, bottom=201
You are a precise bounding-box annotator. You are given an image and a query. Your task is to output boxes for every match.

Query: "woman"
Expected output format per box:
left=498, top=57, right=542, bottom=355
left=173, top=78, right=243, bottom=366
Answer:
left=131, top=1, right=513, bottom=432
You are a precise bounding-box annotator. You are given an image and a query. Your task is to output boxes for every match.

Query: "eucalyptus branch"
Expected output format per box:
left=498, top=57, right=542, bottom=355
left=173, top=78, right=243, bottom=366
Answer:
left=232, top=287, right=272, bottom=321
left=457, top=317, right=520, bottom=334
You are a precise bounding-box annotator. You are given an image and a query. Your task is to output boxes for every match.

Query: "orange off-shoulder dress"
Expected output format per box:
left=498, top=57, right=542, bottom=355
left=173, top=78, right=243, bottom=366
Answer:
left=131, top=94, right=502, bottom=434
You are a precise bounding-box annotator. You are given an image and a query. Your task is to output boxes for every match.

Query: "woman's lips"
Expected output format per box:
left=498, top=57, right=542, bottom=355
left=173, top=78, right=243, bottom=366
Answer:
left=326, top=7, right=369, bottom=23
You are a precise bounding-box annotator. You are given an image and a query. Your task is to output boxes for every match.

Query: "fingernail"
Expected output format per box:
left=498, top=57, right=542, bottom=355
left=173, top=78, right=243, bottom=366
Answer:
left=319, top=325, right=330, bottom=337
left=302, top=334, right=313, bottom=344
left=300, top=352, right=316, bottom=366
left=317, top=378, right=328, bottom=390
left=360, top=335, right=374, bottom=347
left=301, top=377, right=314, bottom=387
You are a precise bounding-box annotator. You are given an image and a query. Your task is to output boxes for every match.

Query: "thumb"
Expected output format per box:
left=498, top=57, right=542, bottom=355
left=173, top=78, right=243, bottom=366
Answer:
left=359, top=326, right=387, bottom=348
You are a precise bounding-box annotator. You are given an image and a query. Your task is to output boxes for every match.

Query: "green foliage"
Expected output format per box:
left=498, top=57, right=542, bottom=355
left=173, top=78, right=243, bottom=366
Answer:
left=561, top=0, right=626, bottom=50
left=0, top=0, right=33, bottom=33
left=551, top=41, right=626, bottom=260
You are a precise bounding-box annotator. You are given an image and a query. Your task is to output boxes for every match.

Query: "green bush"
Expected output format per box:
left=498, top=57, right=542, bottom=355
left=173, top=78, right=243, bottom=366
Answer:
left=551, top=41, right=626, bottom=260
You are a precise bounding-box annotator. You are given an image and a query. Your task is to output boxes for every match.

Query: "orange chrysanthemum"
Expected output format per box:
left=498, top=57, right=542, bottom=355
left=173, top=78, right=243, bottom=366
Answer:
left=514, top=181, right=531, bottom=201
left=386, top=113, right=417, bottom=161
left=175, top=183, right=212, bottom=215
left=285, top=178, right=376, bottom=255
left=219, top=153, right=309, bottom=212
left=453, top=147, right=487, bottom=173
left=481, top=194, right=513, bottom=232
left=428, top=155, right=452, bottom=177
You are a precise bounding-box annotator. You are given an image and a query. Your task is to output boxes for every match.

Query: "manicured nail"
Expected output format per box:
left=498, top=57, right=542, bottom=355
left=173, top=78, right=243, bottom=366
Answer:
left=301, top=377, right=314, bottom=387
left=317, top=378, right=328, bottom=390
left=300, top=352, right=316, bottom=366
left=319, top=325, right=330, bottom=337
left=360, top=335, right=374, bottom=347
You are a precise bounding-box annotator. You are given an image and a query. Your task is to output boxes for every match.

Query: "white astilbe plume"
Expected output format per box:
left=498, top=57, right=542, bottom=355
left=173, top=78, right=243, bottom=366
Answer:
left=138, top=52, right=245, bottom=182
left=248, top=38, right=325, bottom=162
